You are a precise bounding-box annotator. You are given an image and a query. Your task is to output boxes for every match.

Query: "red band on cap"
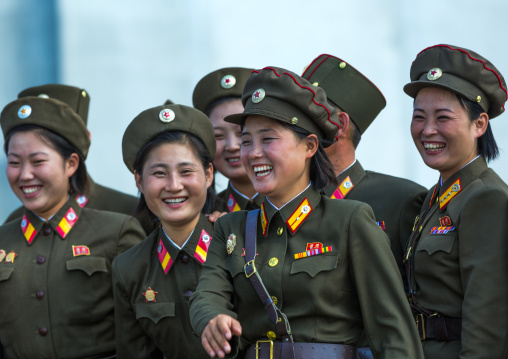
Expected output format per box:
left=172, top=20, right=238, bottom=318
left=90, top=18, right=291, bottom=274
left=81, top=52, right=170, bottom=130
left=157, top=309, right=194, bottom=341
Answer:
left=262, top=67, right=340, bottom=132
left=417, top=45, right=508, bottom=108
left=302, top=55, right=332, bottom=81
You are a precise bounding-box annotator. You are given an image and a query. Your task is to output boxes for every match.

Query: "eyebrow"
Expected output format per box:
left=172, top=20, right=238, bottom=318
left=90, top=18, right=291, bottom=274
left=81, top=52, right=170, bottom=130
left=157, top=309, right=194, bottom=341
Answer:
left=241, top=128, right=277, bottom=136
left=413, top=107, right=454, bottom=112
left=147, top=162, right=198, bottom=170
left=7, top=151, right=48, bottom=158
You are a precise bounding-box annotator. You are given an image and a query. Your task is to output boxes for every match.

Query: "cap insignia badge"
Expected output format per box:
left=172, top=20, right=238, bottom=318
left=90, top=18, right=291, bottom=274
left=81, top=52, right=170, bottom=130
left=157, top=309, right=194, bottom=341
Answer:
left=159, top=109, right=175, bottom=123
left=221, top=75, right=236, bottom=89
left=143, top=287, right=158, bottom=302
left=252, top=89, right=265, bottom=103
left=18, top=105, right=32, bottom=119
left=227, top=234, right=236, bottom=255
left=427, top=68, right=442, bottom=81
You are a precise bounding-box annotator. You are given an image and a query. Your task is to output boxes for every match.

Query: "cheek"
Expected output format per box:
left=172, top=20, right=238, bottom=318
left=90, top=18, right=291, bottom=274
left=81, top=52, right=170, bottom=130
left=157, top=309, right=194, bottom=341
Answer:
left=5, top=167, right=19, bottom=186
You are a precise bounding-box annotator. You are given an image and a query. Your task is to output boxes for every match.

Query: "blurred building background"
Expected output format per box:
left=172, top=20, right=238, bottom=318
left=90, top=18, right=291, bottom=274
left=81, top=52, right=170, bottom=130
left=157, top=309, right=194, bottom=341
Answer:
left=1, top=0, right=507, bottom=222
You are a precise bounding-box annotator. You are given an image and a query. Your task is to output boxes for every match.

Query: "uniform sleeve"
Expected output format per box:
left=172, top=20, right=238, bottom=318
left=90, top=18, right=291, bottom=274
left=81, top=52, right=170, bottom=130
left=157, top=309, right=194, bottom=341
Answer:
left=112, top=257, right=154, bottom=359
left=116, top=217, right=146, bottom=255
left=189, top=217, right=238, bottom=335
left=348, top=203, right=424, bottom=359
left=458, top=187, right=508, bottom=358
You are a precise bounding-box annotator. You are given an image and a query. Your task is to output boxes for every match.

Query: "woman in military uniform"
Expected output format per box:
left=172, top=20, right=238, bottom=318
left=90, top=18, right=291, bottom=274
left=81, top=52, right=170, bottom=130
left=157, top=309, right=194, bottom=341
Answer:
left=403, top=44, right=508, bottom=358
left=112, top=104, right=216, bottom=358
left=189, top=67, right=423, bottom=359
left=0, top=97, right=145, bottom=358
left=193, top=67, right=264, bottom=213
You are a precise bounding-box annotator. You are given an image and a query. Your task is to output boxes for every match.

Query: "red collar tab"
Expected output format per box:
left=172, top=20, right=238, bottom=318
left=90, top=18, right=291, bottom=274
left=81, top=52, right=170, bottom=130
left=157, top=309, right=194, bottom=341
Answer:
left=56, top=207, right=78, bottom=239
left=286, top=198, right=313, bottom=234
left=21, top=215, right=37, bottom=244
left=157, top=239, right=173, bottom=274
left=330, top=176, right=354, bottom=199
left=260, top=202, right=268, bottom=237
left=439, top=179, right=462, bottom=211
left=194, top=229, right=212, bottom=264
left=227, top=193, right=240, bottom=212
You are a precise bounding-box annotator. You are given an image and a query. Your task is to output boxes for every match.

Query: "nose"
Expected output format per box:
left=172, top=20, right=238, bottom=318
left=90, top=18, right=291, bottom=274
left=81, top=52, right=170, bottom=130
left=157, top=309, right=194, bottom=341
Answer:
left=165, top=174, right=184, bottom=192
left=225, top=132, right=241, bottom=152
left=247, top=140, right=263, bottom=160
left=421, top=118, right=438, bottom=137
left=19, top=164, right=34, bottom=181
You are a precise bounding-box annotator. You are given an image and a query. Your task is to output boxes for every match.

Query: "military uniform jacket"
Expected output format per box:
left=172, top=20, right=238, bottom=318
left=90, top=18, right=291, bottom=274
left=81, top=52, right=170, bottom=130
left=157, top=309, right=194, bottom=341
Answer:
left=214, top=182, right=264, bottom=213
left=4, top=177, right=155, bottom=235
left=0, top=198, right=145, bottom=359
left=112, top=214, right=213, bottom=359
left=190, top=186, right=424, bottom=359
left=323, top=160, right=427, bottom=286
left=405, top=157, right=508, bottom=359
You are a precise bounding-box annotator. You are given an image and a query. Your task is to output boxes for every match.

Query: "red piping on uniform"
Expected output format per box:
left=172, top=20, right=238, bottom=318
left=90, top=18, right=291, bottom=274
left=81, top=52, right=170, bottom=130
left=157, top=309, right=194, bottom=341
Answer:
left=417, top=45, right=508, bottom=108
left=262, top=67, right=340, bottom=131
left=303, top=55, right=331, bottom=80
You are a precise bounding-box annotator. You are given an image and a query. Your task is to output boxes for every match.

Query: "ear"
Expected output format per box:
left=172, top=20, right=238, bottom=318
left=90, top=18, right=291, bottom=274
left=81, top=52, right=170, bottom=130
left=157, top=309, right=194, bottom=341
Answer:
left=134, top=170, right=144, bottom=194
left=304, top=134, right=319, bottom=159
left=204, top=163, right=214, bottom=189
left=336, top=111, right=350, bottom=139
left=473, top=113, right=489, bottom=138
left=64, top=153, right=80, bottom=178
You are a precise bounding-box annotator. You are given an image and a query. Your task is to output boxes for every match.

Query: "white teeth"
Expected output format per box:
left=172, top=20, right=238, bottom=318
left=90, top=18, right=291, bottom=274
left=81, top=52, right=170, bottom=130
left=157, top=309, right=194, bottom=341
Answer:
left=424, top=143, right=445, bottom=151
left=22, top=186, right=40, bottom=194
left=227, top=158, right=240, bottom=162
left=253, top=165, right=272, bottom=177
left=163, top=198, right=186, bottom=204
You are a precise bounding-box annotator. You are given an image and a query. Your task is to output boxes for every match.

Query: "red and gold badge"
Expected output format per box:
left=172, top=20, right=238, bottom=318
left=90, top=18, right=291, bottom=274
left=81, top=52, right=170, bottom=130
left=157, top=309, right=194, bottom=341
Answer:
left=5, top=251, right=17, bottom=263
left=143, top=287, right=158, bottom=302
left=0, top=250, right=6, bottom=262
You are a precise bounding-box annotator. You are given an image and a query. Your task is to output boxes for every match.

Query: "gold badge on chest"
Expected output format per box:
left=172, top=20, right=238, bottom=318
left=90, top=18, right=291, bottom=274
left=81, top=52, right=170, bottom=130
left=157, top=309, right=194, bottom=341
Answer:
left=227, top=234, right=236, bottom=255
left=143, top=287, right=158, bottom=302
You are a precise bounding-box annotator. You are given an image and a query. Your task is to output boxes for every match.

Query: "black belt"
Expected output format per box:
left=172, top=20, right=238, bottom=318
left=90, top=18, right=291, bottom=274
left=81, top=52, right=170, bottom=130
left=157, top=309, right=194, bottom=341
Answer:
left=415, top=314, right=461, bottom=340
left=246, top=341, right=372, bottom=359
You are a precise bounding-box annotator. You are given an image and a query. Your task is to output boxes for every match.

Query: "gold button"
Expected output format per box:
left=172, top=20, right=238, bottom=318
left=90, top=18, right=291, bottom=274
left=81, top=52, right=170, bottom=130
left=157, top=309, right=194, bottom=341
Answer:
left=267, top=331, right=277, bottom=340
left=312, top=81, right=319, bottom=86
left=277, top=227, right=283, bottom=236
left=81, top=90, right=87, bottom=98
left=271, top=296, right=278, bottom=305
left=291, top=117, right=298, bottom=124
left=476, top=95, right=481, bottom=103
left=269, top=257, right=278, bottom=267
left=339, top=62, right=346, bottom=69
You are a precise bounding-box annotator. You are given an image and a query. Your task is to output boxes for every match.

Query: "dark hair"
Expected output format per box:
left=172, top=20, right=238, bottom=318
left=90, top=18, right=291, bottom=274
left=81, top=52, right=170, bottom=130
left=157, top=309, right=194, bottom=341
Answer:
left=204, top=96, right=241, bottom=117
left=456, top=94, right=499, bottom=161
left=329, top=100, right=362, bottom=148
left=133, top=131, right=216, bottom=222
left=4, top=124, right=88, bottom=195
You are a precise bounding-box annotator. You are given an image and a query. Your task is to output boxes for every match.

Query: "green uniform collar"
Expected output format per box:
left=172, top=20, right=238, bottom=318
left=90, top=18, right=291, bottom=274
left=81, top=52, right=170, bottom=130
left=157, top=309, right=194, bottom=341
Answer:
left=323, top=160, right=367, bottom=198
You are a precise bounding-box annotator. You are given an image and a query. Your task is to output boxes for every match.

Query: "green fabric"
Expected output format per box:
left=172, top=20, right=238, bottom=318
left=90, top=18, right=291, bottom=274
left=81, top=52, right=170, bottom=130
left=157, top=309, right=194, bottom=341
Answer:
left=192, top=67, right=253, bottom=114
left=323, top=161, right=427, bottom=288
left=190, top=186, right=424, bottom=358
left=404, top=44, right=507, bottom=119
left=112, top=214, right=212, bottom=358
left=18, top=84, right=90, bottom=125
left=0, top=198, right=144, bottom=358
left=302, top=54, right=386, bottom=134
left=407, top=157, right=508, bottom=358
left=122, top=104, right=216, bottom=173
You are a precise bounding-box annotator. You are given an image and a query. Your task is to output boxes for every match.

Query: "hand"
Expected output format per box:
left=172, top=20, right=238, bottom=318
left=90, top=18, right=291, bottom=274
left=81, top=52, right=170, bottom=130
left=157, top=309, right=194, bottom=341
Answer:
left=201, top=314, right=242, bottom=358
left=207, top=211, right=228, bottom=223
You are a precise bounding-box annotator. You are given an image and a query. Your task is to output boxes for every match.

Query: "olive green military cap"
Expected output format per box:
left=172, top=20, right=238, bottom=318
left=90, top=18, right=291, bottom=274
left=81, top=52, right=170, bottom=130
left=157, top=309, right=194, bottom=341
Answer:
left=302, top=54, right=386, bottom=134
left=225, top=66, right=339, bottom=146
left=1, top=97, right=91, bottom=158
left=122, top=104, right=216, bottom=173
left=18, top=84, right=90, bottom=125
left=404, top=44, right=508, bottom=119
left=192, top=67, right=254, bottom=114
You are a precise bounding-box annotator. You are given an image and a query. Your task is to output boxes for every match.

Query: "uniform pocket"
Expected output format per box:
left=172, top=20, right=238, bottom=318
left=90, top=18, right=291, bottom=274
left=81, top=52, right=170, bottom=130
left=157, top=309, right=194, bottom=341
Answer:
left=0, top=267, right=14, bottom=282
left=290, top=253, right=339, bottom=278
left=417, top=235, right=456, bottom=255
left=66, top=257, right=108, bottom=276
left=136, top=302, right=175, bottom=324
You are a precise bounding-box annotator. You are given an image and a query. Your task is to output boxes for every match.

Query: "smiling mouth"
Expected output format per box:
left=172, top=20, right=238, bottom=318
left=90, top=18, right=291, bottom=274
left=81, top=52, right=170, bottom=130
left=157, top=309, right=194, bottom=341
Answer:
left=21, top=186, right=42, bottom=194
left=424, top=143, right=446, bottom=152
left=163, top=197, right=187, bottom=205
left=253, top=165, right=273, bottom=177
left=227, top=157, right=241, bottom=163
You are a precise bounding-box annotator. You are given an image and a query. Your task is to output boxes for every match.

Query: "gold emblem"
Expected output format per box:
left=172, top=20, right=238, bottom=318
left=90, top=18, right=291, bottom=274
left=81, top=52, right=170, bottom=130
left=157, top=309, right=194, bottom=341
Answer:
left=427, top=67, right=442, bottom=81
left=291, top=117, right=298, bottom=124
left=0, top=250, right=5, bottom=262
left=81, top=90, right=87, bottom=98
left=227, top=234, right=236, bottom=255
left=277, top=227, right=283, bottom=236
left=476, top=95, right=481, bottom=103
left=312, top=82, right=319, bottom=86
left=271, top=296, right=278, bottom=305
left=143, top=287, right=158, bottom=302
left=5, top=251, right=17, bottom=263
left=269, top=257, right=278, bottom=267
left=267, top=331, right=277, bottom=340
left=339, top=62, right=346, bottom=69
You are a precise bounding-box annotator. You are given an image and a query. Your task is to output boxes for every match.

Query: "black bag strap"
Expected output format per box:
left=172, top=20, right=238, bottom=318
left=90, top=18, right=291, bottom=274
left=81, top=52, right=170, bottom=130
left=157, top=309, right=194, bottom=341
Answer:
left=244, top=210, right=294, bottom=358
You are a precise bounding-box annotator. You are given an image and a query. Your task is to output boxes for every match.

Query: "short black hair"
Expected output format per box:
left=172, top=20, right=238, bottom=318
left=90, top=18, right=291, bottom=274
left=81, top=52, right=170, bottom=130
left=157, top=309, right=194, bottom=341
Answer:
left=456, top=94, right=499, bottom=162
left=133, top=131, right=216, bottom=222
left=4, top=125, right=88, bottom=195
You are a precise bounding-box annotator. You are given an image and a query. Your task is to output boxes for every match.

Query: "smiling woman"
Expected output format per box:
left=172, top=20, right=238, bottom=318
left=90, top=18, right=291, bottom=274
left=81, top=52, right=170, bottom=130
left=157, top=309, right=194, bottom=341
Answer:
left=403, top=44, right=508, bottom=358
left=0, top=97, right=145, bottom=358
left=112, top=104, right=216, bottom=358
left=189, top=66, right=424, bottom=359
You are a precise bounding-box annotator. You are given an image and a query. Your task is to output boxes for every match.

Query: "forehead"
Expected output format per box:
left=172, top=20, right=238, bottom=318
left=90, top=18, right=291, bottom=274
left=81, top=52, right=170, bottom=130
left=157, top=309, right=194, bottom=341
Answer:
left=415, top=86, right=459, bottom=106
left=7, top=130, right=55, bottom=153
left=144, top=141, right=200, bottom=165
left=209, top=99, right=244, bottom=125
left=242, top=115, right=286, bottom=133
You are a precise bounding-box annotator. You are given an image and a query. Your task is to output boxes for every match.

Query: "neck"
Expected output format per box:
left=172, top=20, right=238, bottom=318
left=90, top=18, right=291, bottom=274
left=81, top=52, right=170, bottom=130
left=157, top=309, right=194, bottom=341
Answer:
left=326, top=141, right=356, bottom=176
left=230, top=177, right=257, bottom=198
left=161, top=215, right=200, bottom=247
